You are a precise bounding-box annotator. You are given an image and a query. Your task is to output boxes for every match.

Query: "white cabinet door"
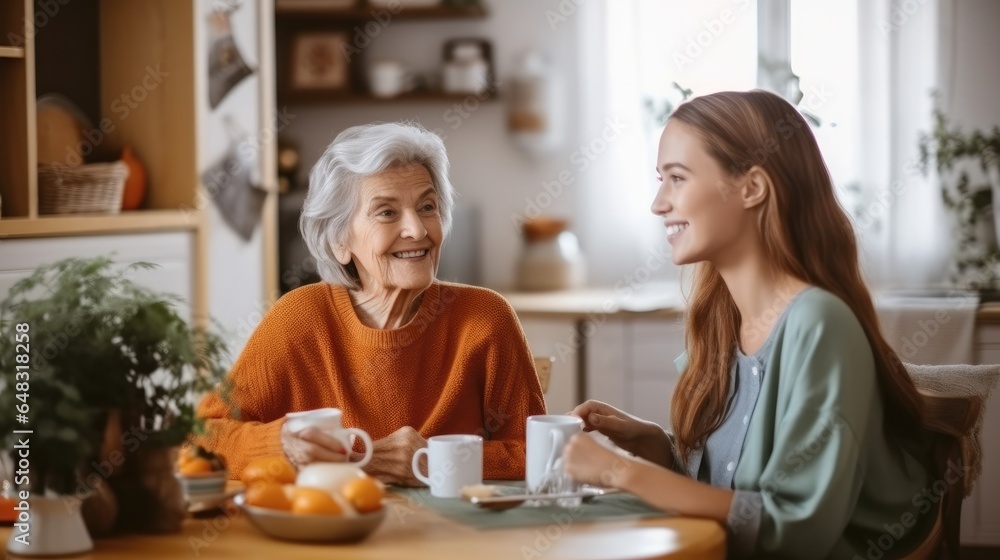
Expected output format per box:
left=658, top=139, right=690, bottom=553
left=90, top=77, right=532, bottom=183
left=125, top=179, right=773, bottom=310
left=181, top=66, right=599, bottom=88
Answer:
left=581, top=317, right=686, bottom=429
left=628, top=318, right=686, bottom=429
left=586, top=318, right=629, bottom=411
left=517, top=317, right=579, bottom=416
left=0, top=232, right=195, bottom=320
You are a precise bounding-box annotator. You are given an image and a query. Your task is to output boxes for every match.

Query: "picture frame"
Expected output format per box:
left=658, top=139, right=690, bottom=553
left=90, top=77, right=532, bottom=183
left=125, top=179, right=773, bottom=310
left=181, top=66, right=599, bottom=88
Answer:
left=288, top=31, right=352, bottom=93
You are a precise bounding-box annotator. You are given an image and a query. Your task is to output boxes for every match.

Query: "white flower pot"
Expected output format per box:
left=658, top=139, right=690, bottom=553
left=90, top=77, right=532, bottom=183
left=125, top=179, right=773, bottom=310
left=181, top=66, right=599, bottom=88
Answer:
left=6, top=494, right=94, bottom=556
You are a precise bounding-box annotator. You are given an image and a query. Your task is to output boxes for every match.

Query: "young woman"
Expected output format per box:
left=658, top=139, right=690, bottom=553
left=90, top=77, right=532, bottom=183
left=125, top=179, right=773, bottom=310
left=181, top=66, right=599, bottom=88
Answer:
left=563, top=90, right=936, bottom=559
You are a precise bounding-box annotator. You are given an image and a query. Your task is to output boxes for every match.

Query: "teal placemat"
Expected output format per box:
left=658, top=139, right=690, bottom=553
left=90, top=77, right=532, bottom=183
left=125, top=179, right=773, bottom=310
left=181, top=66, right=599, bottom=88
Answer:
left=391, top=483, right=669, bottom=530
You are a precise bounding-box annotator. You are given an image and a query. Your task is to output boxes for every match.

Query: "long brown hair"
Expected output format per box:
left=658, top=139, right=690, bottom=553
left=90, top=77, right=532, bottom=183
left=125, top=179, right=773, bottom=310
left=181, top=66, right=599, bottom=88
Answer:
left=668, top=90, right=923, bottom=463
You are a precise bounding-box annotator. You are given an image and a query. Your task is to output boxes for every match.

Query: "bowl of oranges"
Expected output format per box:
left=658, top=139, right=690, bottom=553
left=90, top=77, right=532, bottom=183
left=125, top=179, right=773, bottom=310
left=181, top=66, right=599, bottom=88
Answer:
left=237, top=457, right=387, bottom=543
left=176, top=445, right=228, bottom=496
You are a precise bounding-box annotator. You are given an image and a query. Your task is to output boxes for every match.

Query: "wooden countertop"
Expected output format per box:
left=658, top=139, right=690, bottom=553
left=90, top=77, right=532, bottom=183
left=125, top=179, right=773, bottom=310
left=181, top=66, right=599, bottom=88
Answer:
left=978, top=302, right=1000, bottom=322
left=501, top=285, right=1000, bottom=323
left=501, top=283, right=685, bottom=320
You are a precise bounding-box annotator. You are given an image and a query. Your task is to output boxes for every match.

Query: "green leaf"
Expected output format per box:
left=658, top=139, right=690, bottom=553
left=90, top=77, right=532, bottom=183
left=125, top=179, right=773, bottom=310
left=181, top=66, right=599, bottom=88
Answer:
left=0, top=255, right=231, bottom=495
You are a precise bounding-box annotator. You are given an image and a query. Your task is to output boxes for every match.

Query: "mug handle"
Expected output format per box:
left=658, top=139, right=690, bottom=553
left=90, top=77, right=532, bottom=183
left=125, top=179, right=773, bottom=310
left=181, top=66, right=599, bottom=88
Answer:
left=411, top=448, right=432, bottom=486
left=345, top=428, right=373, bottom=468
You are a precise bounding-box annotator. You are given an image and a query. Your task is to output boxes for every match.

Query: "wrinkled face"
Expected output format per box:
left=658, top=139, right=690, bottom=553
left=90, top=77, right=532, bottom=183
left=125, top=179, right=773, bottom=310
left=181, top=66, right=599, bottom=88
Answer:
left=336, top=164, right=443, bottom=292
left=651, top=120, right=750, bottom=266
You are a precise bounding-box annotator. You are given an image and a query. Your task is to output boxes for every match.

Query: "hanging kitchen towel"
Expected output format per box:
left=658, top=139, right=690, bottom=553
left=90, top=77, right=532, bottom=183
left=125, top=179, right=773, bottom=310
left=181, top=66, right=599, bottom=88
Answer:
left=876, top=292, right=980, bottom=365
left=207, top=5, right=255, bottom=109
left=201, top=148, right=266, bottom=241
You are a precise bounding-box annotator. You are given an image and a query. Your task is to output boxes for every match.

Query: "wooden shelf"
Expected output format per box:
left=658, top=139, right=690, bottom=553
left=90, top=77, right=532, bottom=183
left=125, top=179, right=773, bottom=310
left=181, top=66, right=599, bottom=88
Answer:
left=275, top=4, right=487, bottom=21
left=979, top=303, right=1000, bottom=323
left=0, top=210, right=201, bottom=238
left=281, top=89, right=498, bottom=105
left=0, top=46, right=24, bottom=58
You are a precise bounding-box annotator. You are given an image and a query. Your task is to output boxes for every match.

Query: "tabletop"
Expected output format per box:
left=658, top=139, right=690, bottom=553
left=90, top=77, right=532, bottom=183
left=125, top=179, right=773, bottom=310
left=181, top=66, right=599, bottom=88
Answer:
left=2, top=491, right=726, bottom=560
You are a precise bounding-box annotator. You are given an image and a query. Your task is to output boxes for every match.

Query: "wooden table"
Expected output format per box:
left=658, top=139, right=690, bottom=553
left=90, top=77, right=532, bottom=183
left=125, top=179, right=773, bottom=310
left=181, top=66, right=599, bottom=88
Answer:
left=2, top=492, right=725, bottom=560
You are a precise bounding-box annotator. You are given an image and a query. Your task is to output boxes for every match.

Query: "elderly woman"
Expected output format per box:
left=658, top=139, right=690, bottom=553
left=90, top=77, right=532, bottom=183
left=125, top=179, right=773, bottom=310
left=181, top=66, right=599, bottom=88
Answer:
left=198, top=122, right=546, bottom=484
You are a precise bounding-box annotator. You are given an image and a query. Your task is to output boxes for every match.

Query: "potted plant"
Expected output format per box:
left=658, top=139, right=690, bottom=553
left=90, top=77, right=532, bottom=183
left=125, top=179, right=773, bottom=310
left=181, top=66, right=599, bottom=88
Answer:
left=0, top=256, right=229, bottom=556
left=919, top=104, right=1000, bottom=291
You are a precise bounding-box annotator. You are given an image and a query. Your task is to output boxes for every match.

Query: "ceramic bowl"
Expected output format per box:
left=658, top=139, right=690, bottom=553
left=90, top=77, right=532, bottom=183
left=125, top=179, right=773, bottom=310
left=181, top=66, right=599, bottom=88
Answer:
left=235, top=494, right=387, bottom=543
left=178, top=470, right=228, bottom=496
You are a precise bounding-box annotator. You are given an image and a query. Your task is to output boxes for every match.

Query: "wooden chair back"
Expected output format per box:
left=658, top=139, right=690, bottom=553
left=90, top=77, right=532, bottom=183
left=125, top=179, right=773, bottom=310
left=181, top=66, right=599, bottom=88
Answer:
left=901, top=389, right=983, bottom=560
left=533, top=356, right=553, bottom=394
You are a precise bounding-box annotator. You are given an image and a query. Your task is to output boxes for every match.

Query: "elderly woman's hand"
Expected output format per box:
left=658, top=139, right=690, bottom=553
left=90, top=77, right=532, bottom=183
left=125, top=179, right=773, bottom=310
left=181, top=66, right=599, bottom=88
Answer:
left=281, top=423, right=349, bottom=467
left=358, top=426, right=427, bottom=486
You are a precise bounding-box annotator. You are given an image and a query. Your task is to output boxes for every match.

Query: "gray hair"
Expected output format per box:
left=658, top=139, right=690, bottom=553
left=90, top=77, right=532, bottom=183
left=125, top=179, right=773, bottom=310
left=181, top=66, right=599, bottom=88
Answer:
left=300, top=122, right=454, bottom=289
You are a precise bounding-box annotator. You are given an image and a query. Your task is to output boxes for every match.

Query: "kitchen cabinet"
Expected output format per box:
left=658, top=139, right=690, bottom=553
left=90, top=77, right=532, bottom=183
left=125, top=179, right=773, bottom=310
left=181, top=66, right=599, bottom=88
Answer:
left=0, top=0, right=203, bottom=233
left=517, top=317, right=579, bottom=417
left=577, top=317, right=685, bottom=430
left=0, top=232, right=195, bottom=318
left=0, top=0, right=278, bottom=342
left=966, top=324, right=1000, bottom=545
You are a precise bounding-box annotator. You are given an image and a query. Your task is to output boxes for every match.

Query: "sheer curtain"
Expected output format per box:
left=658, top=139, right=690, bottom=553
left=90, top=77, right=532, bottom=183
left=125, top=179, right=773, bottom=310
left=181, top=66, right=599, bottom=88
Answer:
left=856, top=0, right=949, bottom=289
left=575, top=0, right=950, bottom=290
left=574, top=1, right=662, bottom=288
left=574, top=0, right=757, bottom=287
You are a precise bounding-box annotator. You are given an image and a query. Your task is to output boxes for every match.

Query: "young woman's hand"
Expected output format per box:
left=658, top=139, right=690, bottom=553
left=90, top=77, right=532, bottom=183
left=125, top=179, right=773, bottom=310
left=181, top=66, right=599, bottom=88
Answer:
left=562, top=433, right=634, bottom=488
left=569, top=400, right=672, bottom=468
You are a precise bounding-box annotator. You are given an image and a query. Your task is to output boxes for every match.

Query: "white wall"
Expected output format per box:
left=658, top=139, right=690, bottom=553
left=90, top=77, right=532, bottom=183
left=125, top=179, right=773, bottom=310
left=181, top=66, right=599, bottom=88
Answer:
left=282, top=0, right=583, bottom=290
left=196, top=0, right=269, bottom=353
left=940, top=0, right=1000, bottom=130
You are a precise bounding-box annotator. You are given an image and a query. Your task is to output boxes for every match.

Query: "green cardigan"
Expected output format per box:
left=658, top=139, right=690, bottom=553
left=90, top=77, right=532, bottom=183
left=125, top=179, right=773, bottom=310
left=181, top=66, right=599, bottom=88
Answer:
left=674, top=288, right=935, bottom=559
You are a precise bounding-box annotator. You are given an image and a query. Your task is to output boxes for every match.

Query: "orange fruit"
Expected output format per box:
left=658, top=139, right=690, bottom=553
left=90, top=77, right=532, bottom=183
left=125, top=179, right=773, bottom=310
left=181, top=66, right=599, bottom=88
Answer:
left=341, top=476, right=384, bottom=513
left=178, top=457, right=212, bottom=475
left=291, top=487, right=342, bottom=516
left=177, top=446, right=197, bottom=467
left=245, top=481, right=293, bottom=510
left=241, top=456, right=296, bottom=485
left=177, top=446, right=225, bottom=473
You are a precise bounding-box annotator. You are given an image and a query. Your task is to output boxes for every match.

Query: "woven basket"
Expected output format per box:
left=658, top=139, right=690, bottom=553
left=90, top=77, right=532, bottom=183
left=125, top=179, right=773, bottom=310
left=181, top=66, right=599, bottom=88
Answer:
left=38, top=161, right=129, bottom=215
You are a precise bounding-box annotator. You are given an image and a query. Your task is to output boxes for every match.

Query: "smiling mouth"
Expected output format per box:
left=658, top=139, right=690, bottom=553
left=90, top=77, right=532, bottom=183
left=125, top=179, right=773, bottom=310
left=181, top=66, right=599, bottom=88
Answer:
left=392, top=249, right=429, bottom=259
left=665, top=223, right=689, bottom=239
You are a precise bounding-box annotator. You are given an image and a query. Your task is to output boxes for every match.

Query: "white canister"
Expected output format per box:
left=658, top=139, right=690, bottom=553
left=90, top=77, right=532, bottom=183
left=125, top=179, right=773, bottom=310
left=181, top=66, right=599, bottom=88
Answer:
left=443, top=42, right=488, bottom=95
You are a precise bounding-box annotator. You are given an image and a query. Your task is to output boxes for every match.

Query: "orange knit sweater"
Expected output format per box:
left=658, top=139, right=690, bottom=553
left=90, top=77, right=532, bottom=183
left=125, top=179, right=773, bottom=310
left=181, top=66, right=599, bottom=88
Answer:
left=196, top=281, right=546, bottom=480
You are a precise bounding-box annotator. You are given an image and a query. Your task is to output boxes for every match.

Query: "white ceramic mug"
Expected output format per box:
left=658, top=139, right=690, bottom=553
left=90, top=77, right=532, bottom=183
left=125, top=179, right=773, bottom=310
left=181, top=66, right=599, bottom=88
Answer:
left=284, top=408, right=373, bottom=468
left=411, top=434, right=483, bottom=498
left=526, top=414, right=583, bottom=494
left=368, top=60, right=412, bottom=98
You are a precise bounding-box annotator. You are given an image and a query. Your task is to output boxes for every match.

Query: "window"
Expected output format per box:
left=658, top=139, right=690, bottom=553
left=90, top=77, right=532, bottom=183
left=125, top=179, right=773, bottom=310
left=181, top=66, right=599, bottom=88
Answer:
left=790, top=0, right=861, bottom=206
left=633, top=0, right=861, bottom=206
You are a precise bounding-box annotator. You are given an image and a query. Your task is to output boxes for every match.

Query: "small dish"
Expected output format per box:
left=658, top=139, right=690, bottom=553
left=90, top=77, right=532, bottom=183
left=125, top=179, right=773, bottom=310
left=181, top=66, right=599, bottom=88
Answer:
left=178, top=470, right=228, bottom=496
left=466, top=486, right=619, bottom=511
left=186, top=481, right=244, bottom=513
left=235, top=494, right=387, bottom=543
